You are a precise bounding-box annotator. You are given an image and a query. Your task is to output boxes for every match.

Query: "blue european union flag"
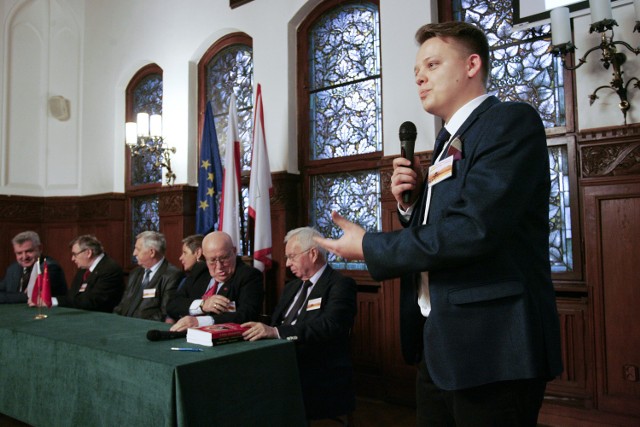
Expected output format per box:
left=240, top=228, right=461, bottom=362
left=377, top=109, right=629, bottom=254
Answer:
left=196, top=101, right=223, bottom=234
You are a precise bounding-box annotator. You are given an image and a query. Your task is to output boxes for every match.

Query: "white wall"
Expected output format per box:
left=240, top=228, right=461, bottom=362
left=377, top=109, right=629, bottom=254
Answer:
left=1, top=0, right=636, bottom=198
left=572, top=1, right=640, bottom=128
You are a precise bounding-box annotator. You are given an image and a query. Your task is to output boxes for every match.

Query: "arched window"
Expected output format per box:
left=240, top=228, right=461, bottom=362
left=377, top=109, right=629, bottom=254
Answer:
left=125, top=64, right=163, bottom=264
left=198, top=33, right=253, bottom=254
left=298, top=0, right=382, bottom=270
left=450, top=0, right=578, bottom=276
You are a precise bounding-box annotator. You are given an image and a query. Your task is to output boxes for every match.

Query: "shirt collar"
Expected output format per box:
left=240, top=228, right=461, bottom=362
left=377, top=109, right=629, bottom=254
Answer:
left=88, top=253, right=105, bottom=272
left=444, top=94, right=491, bottom=137
left=307, top=263, right=328, bottom=286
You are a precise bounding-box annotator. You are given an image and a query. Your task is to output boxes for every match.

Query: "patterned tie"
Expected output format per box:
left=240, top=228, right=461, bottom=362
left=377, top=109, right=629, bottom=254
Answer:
left=431, top=127, right=451, bottom=165
left=20, top=267, right=32, bottom=292
left=282, top=280, right=313, bottom=325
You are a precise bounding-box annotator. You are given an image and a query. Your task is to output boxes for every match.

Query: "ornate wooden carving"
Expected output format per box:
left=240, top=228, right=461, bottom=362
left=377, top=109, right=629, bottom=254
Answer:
left=581, top=142, right=640, bottom=178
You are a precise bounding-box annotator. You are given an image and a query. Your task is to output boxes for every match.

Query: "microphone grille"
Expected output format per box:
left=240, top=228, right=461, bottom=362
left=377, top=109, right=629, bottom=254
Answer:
left=399, top=121, right=417, bottom=139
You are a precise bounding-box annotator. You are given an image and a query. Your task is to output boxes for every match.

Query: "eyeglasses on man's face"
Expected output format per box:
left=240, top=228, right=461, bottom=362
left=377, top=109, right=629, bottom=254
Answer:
left=206, top=253, right=233, bottom=266
left=284, top=248, right=312, bottom=262
left=71, top=248, right=88, bottom=258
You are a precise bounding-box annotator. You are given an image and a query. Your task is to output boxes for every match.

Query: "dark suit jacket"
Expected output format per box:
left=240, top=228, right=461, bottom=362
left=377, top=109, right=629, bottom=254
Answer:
left=201, top=257, right=264, bottom=324
left=57, top=254, right=124, bottom=313
left=166, top=261, right=211, bottom=319
left=272, top=265, right=357, bottom=420
left=114, top=259, right=183, bottom=321
left=0, top=257, right=67, bottom=304
left=363, top=97, right=563, bottom=391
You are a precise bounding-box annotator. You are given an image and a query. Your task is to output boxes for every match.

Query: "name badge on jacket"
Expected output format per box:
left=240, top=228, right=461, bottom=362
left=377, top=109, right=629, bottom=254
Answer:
left=306, top=297, right=321, bottom=311
left=428, top=155, right=454, bottom=187
left=143, top=288, right=156, bottom=298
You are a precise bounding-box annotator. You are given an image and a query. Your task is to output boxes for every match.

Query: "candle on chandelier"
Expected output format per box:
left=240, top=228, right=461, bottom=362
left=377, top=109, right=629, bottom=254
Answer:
left=551, top=7, right=571, bottom=46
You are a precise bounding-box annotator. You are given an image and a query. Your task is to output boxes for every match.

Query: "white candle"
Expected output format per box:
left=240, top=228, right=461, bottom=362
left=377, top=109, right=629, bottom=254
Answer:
left=136, top=112, right=149, bottom=137
left=149, top=114, right=162, bottom=137
left=125, top=122, right=137, bottom=145
left=589, top=0, right=612, bottom=23
left=634, top=0, right=640, bottom=21
left=551, top=7, right=571, bottom=46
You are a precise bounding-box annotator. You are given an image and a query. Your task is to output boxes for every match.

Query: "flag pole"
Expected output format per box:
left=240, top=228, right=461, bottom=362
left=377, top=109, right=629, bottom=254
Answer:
left=34, top=257, right=47, bottom=320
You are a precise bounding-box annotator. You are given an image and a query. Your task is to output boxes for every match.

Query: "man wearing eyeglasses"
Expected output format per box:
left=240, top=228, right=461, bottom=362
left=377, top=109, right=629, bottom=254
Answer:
left=0, top=231, right=67, bottom=304
left=54, top=234, right=124, bottom=312
left=170, top=231, right=263, bottom=331
left=242, top=227, right=357, bottom=421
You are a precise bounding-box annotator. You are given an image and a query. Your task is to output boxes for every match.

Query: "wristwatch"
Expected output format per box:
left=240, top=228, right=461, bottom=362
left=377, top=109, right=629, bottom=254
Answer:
left=199, top=300, right=207, bottom=313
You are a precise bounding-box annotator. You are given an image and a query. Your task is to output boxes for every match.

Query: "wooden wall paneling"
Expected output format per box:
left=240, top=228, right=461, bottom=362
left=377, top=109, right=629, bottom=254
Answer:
left=352, top=283, right=385, bottom=397
left=40, top=225, right=77, bottom=287
left=545, top=297, right=593, bottom=406
left=76, top=194, right=127, bottom=272
left=583, top=181, right=640, bottom=418
left=159, top=185, right=197, bottom=269
left=267, top=172, right=301, bottom=314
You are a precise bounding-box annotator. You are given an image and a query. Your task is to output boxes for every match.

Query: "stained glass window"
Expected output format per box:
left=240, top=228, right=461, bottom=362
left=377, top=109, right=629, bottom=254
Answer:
left=456, top=0, right=573, bottom=272
left=548, top=145, right=572, bottom=272
left=126, top=65, right=163, bottom=265
left=205, top=44, right=254, bottom=170
left=131, top=73, right=163, bottom=185
left=303, top=2, right=382, bottom=270
left=309, top=3, right=382, bottom=159
left=131, top=195, right=160, bottom=263
left=311, top=171, right=381, bottom=270
left=457, top=0, right=565, bottom=128
left=201, top=37, right=253, bottom=255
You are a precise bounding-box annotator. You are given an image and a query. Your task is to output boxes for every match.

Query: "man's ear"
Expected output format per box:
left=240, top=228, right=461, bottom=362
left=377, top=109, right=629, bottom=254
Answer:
left=466, top=53, right=482, bottom=78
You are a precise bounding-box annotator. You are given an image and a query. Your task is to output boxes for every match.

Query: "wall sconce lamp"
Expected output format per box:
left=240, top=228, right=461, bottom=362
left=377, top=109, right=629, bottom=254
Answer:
left=550, top=0, right=640, bottom=125
left=125, top=113, right=176, bottom=185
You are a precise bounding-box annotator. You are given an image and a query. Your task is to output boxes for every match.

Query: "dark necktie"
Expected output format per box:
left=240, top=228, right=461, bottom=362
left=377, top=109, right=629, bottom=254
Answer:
left=82, top=269, right=91, bottom=283
left=282, top=280, right=312, bottom=325
left=20, top=267, right=32, bottom=292
left=126, top=269, right=151, bottom=316
left=431, top=127, right=451, bottom=165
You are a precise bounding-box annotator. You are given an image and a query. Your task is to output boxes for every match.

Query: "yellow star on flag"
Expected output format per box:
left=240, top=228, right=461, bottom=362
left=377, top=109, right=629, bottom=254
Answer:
left=201, top=160, right=211, bottom=169
left=199, top=200, right=209, bottom=210
left=207, top=187, right=215, bottom=197
left=208, top=172, right=213, bottom=182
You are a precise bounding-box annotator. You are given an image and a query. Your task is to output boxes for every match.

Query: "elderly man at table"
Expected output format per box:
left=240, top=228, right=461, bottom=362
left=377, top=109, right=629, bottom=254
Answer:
left=0, top=231, right=68, bottom=304
left=114, top=231, right=182, bottom=321
left=54, top=234, right=124, bottom=312
left=170, top=231, right=263, bottom=331
left=242, top=227, right=357, bottom=421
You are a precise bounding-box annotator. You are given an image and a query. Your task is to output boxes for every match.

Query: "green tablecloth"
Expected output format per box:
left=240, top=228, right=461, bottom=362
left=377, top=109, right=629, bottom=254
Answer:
left=0, top=305, right=306, bottom=427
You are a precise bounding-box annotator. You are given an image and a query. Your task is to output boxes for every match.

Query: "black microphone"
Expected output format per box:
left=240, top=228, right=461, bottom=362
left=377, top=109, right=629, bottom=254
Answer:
left=399, top=121, right=417, bottom=203
left=146, top=329, right=187, bottom=341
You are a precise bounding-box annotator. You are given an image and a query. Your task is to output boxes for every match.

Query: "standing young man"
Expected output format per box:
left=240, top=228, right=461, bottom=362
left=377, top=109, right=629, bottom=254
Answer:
left=316, top=21, right=562, bottom=425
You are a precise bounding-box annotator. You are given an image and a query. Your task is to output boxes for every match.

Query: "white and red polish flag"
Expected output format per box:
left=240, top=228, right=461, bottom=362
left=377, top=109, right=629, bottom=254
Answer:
left=248, top=84, right=273, bottom=271
left=218, top=94, right=242, bottom=250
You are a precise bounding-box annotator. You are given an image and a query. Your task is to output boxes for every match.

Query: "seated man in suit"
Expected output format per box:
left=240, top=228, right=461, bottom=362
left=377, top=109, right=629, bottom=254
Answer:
left=114, top=231, right=183, bottom=321
left=0, top=231, right=67, bottom=304
left=55, top=234, right=124, bottom=312
left=242, top=227, right=357, bottom=421
left=170, top=231, right=263, bottom=331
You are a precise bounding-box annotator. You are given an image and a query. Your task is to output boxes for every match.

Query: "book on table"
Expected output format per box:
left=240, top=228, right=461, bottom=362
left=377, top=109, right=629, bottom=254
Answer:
left=186, top=323, right=249, bottom=347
